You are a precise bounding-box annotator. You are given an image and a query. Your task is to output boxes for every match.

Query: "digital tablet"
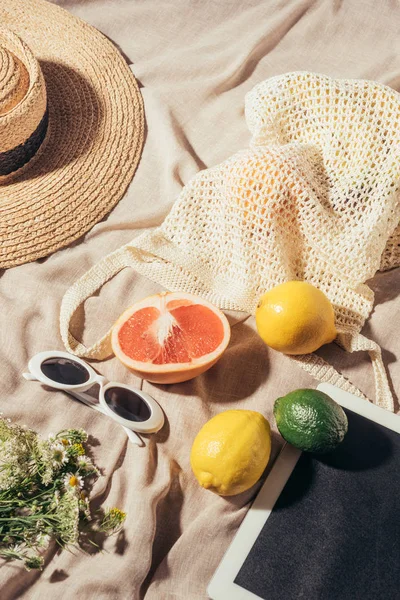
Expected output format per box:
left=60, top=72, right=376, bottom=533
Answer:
left=208, top=384, right=400, bottom=600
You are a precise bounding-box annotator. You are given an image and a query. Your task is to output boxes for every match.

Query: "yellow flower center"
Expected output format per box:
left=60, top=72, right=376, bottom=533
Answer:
left=61, top=439, right=69, bottom=446
left=69, top=475, right=79, bottom=487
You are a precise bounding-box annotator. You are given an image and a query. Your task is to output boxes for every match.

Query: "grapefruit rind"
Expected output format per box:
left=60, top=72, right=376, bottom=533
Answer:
left=111, top=292, right=231, bottom=384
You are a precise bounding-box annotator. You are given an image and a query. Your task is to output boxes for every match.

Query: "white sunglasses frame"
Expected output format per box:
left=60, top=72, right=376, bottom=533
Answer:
left=23, top=351, right=164, bottom=445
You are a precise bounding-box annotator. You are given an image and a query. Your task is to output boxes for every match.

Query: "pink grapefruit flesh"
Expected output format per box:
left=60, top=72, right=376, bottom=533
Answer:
left=112, top=292, right=231, bottom=384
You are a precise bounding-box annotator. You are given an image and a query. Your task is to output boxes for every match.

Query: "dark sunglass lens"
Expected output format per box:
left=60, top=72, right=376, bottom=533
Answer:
left=40, top=358, right=90, bottom=385
left=104, top=387, right=151, bottom=422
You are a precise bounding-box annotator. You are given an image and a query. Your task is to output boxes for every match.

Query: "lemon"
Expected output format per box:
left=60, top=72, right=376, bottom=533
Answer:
left=256, top=281, right=337, bottom=355
left=190, top=410, right=271, bottom=496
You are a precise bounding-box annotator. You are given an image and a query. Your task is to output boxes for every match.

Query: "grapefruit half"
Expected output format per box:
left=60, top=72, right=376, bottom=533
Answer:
left=111, top=292, right=231, bottom=384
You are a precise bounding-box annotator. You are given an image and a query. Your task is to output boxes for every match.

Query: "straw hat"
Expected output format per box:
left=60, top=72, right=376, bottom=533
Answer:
left=0, top=0, right=145, bottom=269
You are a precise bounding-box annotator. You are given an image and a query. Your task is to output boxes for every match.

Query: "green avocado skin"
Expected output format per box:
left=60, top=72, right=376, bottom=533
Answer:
left=274, top=389, right=348, bottom=454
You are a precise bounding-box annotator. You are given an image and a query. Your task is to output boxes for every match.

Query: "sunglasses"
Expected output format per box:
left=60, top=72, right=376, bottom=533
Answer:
left=23, top=351, right=164, bottom=446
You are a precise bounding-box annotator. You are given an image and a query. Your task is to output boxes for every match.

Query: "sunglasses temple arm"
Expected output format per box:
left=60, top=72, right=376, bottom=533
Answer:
left=68, top=390, right=144, bottom=447
left=124, top=427, right=144, bottom=447
left=23, top=372, right=38, bottom=381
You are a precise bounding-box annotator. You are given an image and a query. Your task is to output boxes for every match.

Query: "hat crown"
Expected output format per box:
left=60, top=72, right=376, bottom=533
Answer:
left=0, top=28, right=48, bottom=177
left=0, top=46, right=30, bottom=115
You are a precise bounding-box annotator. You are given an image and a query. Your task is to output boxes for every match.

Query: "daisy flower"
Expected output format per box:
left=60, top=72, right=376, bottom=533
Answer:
left=77, top=455, right=92, bottom=470
left=63, top=473, right=84, bottom=491
left=52, top=443, right=68, bottom=468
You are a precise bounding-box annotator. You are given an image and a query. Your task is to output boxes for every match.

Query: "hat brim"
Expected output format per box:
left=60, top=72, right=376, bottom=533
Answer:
left=0, top=0, right=145, bottom=269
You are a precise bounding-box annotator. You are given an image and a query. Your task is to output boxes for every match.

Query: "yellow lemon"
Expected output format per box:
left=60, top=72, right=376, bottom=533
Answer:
left=255, top=281, right=337, bottom=355
left=190, top=410, right=271, bottom=496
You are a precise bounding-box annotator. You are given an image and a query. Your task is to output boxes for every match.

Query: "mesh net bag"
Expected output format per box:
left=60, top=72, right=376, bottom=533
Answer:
left=60, top=72, right=400, bottom=411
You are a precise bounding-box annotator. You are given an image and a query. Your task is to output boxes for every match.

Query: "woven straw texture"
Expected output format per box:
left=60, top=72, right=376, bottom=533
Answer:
left=61, top=72, right=400, bottom=411
left=0, top=0, right=144, bottom=269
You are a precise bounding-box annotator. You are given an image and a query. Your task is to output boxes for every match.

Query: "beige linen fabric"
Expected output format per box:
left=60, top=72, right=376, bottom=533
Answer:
left=0, top=1, right=400, bottom=599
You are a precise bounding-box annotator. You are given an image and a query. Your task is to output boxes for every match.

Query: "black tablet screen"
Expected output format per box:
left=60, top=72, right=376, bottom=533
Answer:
left=235, top=409, right=400, bottom=600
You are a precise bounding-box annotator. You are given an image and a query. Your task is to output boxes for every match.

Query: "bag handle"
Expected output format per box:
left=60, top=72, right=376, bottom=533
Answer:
left=293, top=331, right=394, bottom=412
left=60, top=249, right=395, bottom=411
left=290, top=353, right=368, bottom=400
left=60, top=245, right=134, bottom=360
left=338, top=331, right=394, bottom=411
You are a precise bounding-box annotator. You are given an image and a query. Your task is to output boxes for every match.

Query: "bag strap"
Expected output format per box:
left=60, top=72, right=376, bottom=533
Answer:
left=60, top=245, right=134, bottom=360
left=60, top=248, right=395, bottom=411
left=290, top=353, right=368, bottom=401
left=338, top=331, right=394, bottom=411
left=293, top=331, right=394, bottom=412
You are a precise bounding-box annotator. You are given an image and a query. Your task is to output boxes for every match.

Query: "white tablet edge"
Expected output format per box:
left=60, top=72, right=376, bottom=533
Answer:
left=317, top=384, right=400, bottom=434
left=207, top=384, right=400, bottom=600
left=207, top=442, right=301, bottom=600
